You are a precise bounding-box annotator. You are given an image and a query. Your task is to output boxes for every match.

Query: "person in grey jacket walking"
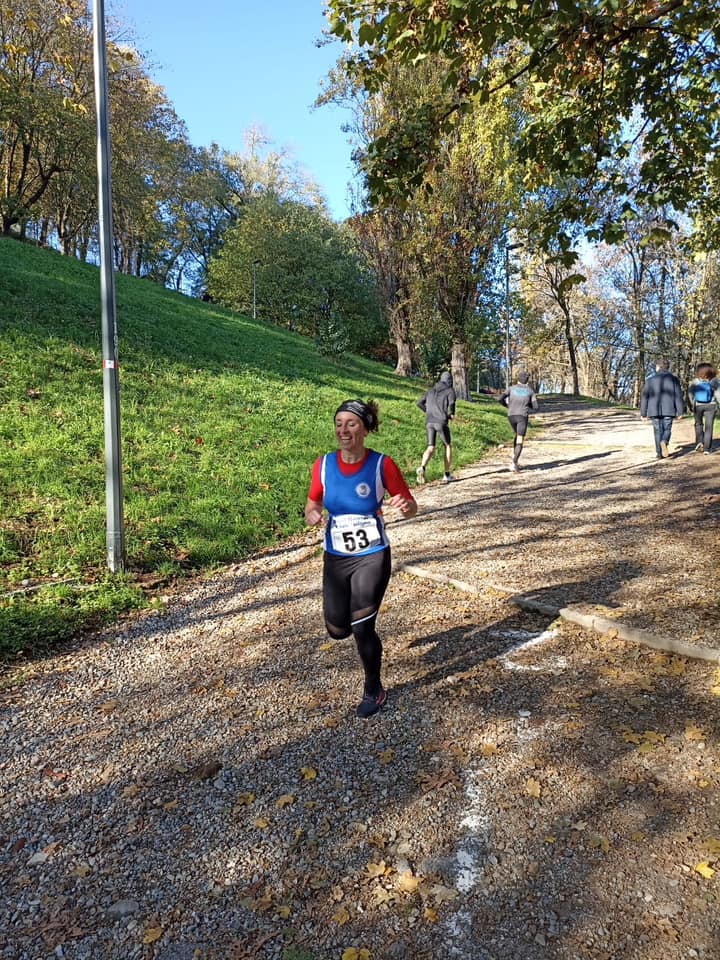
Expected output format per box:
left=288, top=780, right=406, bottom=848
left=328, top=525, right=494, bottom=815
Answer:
left=416, top=372, right=456, bottom=483
left=640, top=358, right=685, bottom=459
left=500, top=371, right=539, bottom=472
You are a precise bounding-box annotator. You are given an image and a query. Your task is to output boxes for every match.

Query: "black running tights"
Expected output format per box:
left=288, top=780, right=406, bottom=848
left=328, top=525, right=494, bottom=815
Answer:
left=322, top=548, right=392, bottom=695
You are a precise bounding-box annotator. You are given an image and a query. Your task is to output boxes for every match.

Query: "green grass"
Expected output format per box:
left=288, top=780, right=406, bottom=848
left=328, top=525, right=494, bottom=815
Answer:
left=0, top=238, right=514, bottom=660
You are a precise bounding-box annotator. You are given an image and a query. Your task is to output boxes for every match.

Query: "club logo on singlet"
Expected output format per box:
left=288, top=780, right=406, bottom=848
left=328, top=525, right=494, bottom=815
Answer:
left=355, top=482, right=371, bottom=498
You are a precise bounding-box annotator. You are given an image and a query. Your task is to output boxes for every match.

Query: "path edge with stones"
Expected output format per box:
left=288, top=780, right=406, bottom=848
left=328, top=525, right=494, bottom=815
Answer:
left=397, top=562, right=720, bottom=665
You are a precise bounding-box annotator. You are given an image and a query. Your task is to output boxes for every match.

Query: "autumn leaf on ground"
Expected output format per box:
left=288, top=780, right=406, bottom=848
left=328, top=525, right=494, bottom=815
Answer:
left=695, top=861, right=715, bottom=879
left=332, top=906, right=350, bottom=925
left=642, top=730, right=665, bottom=744
left=378, top=749, right=394, bottom=765
left=300, top=766, right=317, bottom=781
left=276, top=794, right=296, bottom=809
left=234, top=792, right=256, bottom=808
left=342, top=949, right=370, bottom=960
left=668, top=657, right=687, bottom=676
left=685, top=724, right=706, bottom=742
left=319, top=642, right=334, bottom=652
left=323, top=716, right=340, bottom=729
left=526, top=777, right=542, bottom=798
left=253, top=817, right=271, bottom=829
left=588, top=833, right=610, bottom=853
left=142, top=927, right=163, bottom=944
left=424, top=906, right=439, bottom=922
left=544, top=836, right=557, bottom=844
left=704, top=838, right=720, bottom=857
left=397, top=871, right=420, bottom=893
left=480, top=743, right=497, bottom=757
left=373, top=886, right=396, bottom=905
left=122, top=784, right=141, bottom=798
left=427, top=883, right=457, bottom=904
left=162, top=799, right=179, bottom=811
left=630, top=832, right=646, bottom=842
left=276, top=905, right=291, bottom=919
left=366, top=860, right=388, bottom=878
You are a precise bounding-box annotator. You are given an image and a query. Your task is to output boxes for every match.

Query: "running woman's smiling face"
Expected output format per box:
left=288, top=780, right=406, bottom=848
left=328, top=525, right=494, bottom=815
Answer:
left=334, top=411, right=368, bottom=457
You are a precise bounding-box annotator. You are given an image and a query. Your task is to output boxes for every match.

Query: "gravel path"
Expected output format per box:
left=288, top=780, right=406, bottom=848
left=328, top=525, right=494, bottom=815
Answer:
left=2, top=400, right=720, bottom=960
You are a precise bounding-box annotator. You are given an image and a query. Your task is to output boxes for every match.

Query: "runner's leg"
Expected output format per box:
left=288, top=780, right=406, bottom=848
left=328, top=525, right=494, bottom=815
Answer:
left=349, top=549, right=392, bottom=696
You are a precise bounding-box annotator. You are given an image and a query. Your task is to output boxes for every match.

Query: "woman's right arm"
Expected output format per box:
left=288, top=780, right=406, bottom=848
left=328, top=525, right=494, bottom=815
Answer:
left=305, top=458, right=324, bottom=526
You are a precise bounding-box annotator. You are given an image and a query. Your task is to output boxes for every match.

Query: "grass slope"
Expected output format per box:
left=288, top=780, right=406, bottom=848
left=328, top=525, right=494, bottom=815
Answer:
left=0, top=239, right=513, bottom=659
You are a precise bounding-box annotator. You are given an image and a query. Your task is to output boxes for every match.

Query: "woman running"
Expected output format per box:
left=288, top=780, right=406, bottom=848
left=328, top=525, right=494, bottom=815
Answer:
left=305, top=399, right=418, bottom=717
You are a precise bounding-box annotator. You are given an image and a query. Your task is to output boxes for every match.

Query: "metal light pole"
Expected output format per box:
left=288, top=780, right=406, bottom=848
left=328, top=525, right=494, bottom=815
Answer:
left=92, top=0, right=125, bottom=571
left=252, top=259, right=260, bottom=320
left=504, top=242, right=524, bottom=390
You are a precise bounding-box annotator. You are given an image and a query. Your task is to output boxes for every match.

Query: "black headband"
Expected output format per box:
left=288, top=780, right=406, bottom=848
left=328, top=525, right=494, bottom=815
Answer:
left=335, top=400, right=373, bottom=429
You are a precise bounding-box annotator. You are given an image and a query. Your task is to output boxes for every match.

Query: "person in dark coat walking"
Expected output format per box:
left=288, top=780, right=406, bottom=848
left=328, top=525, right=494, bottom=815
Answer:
left=640, top=359, right=685, bottom=459
left=416, top=372, right=457, bottom=483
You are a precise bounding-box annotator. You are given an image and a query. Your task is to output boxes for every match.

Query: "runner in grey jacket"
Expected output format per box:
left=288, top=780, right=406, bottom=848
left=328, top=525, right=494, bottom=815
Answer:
left=416, top=372, right=457, bottom=483
left=500, top=372, right=539, bottom=472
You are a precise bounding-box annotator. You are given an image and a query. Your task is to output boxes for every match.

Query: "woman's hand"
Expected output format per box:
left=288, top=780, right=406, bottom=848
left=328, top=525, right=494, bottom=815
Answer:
left=387, top=493, right=418, bottom=518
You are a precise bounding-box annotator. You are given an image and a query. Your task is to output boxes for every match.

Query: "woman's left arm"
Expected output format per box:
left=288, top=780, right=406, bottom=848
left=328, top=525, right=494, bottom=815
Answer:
left=382, top=457, right=418, bottom=518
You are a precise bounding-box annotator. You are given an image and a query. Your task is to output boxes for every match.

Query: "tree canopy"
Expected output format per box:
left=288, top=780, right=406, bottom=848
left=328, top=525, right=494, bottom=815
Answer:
left=326, top=0, right=720, bottom=242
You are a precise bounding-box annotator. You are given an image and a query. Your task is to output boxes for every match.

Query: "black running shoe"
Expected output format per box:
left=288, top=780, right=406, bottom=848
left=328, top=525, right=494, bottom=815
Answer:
left=356, top=688, right=387, bottom=718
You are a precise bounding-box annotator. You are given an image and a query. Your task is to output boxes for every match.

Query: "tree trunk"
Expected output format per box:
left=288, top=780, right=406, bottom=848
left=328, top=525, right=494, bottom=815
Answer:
left=451, top=340, right=471, bottom=400
left=390, top=306, right=413, bottom=376
left=394, top=337, right=413, bottom=376
left=561, top=305, right=580, bottom=396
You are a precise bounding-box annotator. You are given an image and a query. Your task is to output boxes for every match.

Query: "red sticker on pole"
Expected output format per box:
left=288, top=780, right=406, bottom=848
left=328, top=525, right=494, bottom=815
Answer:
left=103, top=359, right=117, bottom=369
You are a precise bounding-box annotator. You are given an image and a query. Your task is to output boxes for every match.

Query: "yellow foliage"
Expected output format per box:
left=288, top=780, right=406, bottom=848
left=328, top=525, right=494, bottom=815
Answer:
left=695, top=862, right=715, bottom=879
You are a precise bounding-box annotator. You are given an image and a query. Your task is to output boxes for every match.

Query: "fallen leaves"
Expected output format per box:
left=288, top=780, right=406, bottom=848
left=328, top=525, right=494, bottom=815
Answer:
left=397, top=870, right=420, bottom=894
left=142, top=926, right=163, bottom=944
left=234, top=792, right=256, bottom=808
left=276, top=794, right=296, bottom=809
left=694, top=862, right=715, bottom=880
left=526, top=777, right=542, bottom=798
left=332, top=906, right=351, bottom=925
left=588, top=833, right=611, bottom=854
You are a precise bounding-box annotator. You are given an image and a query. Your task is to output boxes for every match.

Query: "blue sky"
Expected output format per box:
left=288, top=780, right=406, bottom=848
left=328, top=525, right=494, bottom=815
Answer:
left=108, top=0, right=357, bottom=220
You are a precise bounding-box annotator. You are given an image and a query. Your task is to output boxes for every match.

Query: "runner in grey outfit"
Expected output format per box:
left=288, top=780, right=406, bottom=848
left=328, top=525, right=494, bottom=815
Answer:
left=500, top=371, right=539, bottom=472
left=416, top=372, right=457, bottom=483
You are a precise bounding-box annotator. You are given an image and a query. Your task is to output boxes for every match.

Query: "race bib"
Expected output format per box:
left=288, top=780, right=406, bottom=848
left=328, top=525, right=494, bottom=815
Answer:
left=329, top=514, right=382, bottom=554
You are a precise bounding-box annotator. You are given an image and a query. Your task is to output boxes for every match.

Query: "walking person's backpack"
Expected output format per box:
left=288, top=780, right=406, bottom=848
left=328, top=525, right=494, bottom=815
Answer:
left=693, top=381, right=713, bottom=405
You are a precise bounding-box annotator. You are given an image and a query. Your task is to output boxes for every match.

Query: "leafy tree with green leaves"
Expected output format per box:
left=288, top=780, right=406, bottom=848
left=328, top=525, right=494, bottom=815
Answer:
left=0, top=0, right=94, bottom=235
left=325, top=0, right=720, bottom=245
left=207, top=193, right=385, bottom=355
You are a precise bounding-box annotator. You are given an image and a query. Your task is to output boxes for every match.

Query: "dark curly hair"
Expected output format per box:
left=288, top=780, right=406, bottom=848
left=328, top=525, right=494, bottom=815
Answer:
left=696, top=362, right=717, bottom=380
